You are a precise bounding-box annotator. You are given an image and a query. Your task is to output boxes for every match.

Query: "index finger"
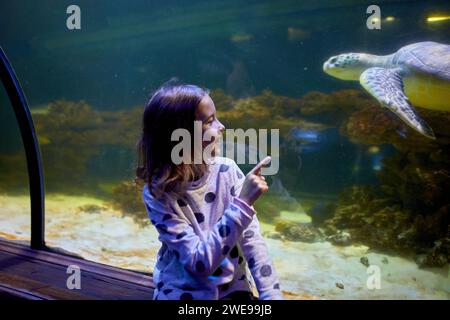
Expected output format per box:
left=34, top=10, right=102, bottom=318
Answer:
left=248, top=156, right=271, bottom=176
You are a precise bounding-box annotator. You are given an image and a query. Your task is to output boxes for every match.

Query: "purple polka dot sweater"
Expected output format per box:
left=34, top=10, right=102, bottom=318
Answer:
left=142, top=157, right=283, bottom=300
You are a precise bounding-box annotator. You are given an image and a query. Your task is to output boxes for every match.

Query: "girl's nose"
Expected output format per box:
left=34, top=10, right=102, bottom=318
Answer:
left=218, top=121, right=225, bottom=133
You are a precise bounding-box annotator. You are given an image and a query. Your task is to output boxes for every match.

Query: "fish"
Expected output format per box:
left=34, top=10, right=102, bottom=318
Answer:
left=287, top=27, right=310, bottom=41
left=367, top=146, right=380, bottom=154
left=291, top=129, right=321, bottom=143
left=230, top=33, right=253, bottom=43
left=290, top=129, right=327, bottom=155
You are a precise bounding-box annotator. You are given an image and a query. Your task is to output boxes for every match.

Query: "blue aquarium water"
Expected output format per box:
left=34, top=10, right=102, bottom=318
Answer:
left=0, top=0, right=449, bottom=299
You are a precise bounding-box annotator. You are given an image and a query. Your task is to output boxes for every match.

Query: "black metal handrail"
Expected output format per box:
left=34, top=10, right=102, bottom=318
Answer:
left=0, top=47, right=45, bottom=249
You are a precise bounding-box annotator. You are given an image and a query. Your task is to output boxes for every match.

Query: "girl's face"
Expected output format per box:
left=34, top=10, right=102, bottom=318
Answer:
left=196, top=95, right=225, bottom=157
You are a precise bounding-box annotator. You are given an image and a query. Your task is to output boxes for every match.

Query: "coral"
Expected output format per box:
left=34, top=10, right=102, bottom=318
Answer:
left=299, top=89, right=374, bottom=126
left=360, top=257, right=369, bottom=267
left=320, top=185, right=449, bottom=267
left=2, top=89, right=338, bottom=195
left=300, top=89, right=372, bottom=114
left=31, top=100, right=142, bottom=193
left=298, top=91, right=331, bottom=115
left=274, top=220, right=322, bottom=242
left=378, top=153, right=450, bottom=214
left=414, top=237, right=449, bottom=268
left=77, top=204, right=106, bottom=214
left=109, top=180, right=148, bottom=227
left=340, top=105, right=450, bottom=153
left=0, top=152, right=29, bottom=193
left=251, top=90, right=302, bottom=119
left=313, top=90, right=450, bottom=269
left=323, top=187, right=408, bottom=247
left=209, top=89, right=235, bottom=111
left=262, top=230, right=284, bottom=241
left=326, top=231, right=352, bottom=246
left=217, top=89, right=327, bottom=138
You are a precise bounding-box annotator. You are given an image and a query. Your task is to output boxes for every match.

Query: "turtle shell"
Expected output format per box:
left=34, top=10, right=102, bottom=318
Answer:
left=392, top=41, right=450, bottom=80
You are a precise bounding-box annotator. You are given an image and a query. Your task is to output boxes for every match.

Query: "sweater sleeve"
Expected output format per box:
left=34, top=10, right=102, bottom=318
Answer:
left=239, top=212, right=284, bottom=300
left=143, top=187, right=256, bottom=277
left=232, top=163, right=284, bottom=300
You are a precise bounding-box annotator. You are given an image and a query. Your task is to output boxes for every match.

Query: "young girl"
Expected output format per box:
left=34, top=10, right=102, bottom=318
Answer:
left=137, top=82, right=283, bottom=300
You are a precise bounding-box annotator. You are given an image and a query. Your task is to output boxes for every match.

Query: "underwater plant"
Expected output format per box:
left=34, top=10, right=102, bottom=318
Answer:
left=340, top=105, right=450, bottom=152
left=274, top=220, right=322, bottom=243
left=109, top=180, right=148, bottom=227
left=297, top=85, right=450, bottom=268
left=31, top=100, right=142, bottom=193
left=216, top=89, right=326, bottom=138
left=319, top=184, right=449, bottom=268
left=299, top=89, right=374, bottom=126
left=0, top=152, right=29, bottom=194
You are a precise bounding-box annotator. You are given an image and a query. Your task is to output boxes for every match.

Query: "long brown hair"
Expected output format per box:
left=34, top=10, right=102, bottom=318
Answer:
left=136, top=82, right=209, bottom=198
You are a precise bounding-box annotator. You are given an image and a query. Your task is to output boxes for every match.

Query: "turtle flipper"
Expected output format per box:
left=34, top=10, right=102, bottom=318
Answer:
left=360, top=67, right=435, bottom=139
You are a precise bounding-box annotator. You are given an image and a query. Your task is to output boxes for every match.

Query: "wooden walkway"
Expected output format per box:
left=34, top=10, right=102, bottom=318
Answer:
left=0, top=239, right=155, bottom=300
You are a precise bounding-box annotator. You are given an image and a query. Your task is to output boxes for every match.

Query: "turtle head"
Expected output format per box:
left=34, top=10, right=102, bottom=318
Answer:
left=323, top=53, right=367, bottom=80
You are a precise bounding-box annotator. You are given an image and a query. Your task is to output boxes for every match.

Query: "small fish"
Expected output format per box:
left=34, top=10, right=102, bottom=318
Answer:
left=230, top=33, right=253, bottom=43
left=291, top=129, right=324, bottom=155
left=291, top=129, right=320, bottom=143
left=371, top=154, right=384, bottom=171
left=335, top=282, right=345, bottom=289
left=310, top=202, right=328, bottom=215
left=367, top=145, right=380, bottom=154
left=360, top=256, right=370, bottom=267
left=396, top=124, right=409, bottom=139
left=287, top=27, right=310, bottom=41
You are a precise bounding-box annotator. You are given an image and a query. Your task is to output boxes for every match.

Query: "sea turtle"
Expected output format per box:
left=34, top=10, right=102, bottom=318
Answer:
left=323, top=41, right=450, bottom=139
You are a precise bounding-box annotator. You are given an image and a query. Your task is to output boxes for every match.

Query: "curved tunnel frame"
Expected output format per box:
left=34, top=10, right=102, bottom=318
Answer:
left=0, top=47, right=45, bottom=249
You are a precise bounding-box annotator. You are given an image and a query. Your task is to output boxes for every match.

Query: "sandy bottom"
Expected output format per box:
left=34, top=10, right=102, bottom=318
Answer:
left=0, top=194, right=448, bottom=300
